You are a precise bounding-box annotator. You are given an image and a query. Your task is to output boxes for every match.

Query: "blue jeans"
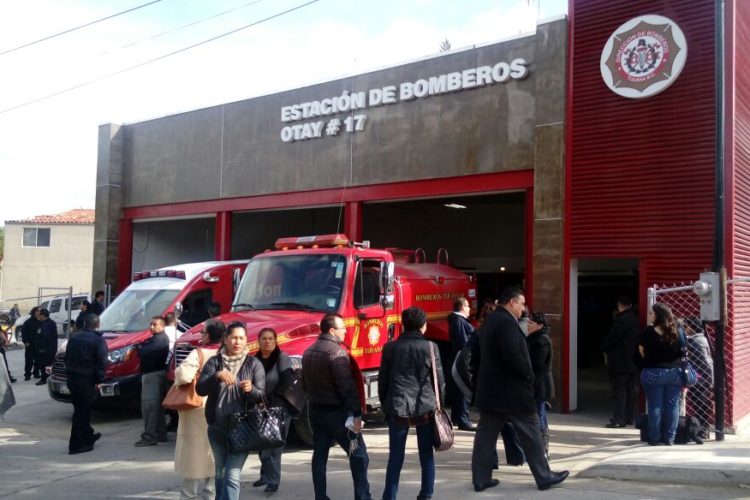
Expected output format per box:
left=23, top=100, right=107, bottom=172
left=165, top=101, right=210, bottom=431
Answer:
left=536, top=400, right=548, bottom=431
left=383, top=418, right=435, bottom=500
left=641, top=367, right=682, bottom=444
left=311, top=409, right=371, bottom=500
left=207, top=425, right=250, bottom=500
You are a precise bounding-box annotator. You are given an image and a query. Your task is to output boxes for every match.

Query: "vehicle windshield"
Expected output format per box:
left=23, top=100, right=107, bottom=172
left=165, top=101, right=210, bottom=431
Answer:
left=98, top=289, right=179, bottom=332
left=234, top=254, right=346, bottom=312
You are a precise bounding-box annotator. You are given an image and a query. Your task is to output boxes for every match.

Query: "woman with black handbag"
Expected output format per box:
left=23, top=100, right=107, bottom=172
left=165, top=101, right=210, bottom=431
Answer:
left=196, top=322, right=265, bottom=500
left=251, top=328, right=293, bottom=494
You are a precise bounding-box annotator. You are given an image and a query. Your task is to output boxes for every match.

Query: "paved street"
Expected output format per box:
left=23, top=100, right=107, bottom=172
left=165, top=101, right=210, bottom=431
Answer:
left=0, top=347, right=747, bottom=499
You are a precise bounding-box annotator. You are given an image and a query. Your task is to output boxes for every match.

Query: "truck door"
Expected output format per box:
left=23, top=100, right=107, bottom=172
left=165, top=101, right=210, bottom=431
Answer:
left=350, top=259, right=390, bottom=368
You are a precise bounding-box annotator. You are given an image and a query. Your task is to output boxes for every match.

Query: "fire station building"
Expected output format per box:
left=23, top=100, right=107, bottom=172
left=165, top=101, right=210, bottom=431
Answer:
left=93, top=0, right=750, bottom=431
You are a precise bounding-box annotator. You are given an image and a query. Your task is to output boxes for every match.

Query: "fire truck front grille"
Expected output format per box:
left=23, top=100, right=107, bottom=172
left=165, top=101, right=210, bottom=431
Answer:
left=52, top=352, right=67, bottom=380
left=174, top=344, right=195, bottom=366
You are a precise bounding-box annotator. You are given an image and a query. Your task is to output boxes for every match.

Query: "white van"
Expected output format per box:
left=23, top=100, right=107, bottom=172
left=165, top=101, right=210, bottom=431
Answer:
left=13, top=293, right=91, bottom=338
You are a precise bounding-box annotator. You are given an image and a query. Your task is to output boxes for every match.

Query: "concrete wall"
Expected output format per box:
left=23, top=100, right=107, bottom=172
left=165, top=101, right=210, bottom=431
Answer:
left=2, top=224, right=94, bottom=309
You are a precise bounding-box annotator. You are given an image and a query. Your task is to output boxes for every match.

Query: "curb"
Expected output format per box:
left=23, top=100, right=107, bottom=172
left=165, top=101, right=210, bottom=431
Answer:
left=578, top=462, right=750, bottom=487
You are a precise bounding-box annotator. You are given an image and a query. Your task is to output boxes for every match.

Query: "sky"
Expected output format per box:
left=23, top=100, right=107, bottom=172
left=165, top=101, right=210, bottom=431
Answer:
left=0, top=0, right=567, bottom=224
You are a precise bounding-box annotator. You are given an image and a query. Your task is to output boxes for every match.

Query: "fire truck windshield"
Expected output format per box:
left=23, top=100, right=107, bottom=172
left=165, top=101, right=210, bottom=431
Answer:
left=99, top=289, right=180, bottom=332
left=234, top=254, right=346, bottom=313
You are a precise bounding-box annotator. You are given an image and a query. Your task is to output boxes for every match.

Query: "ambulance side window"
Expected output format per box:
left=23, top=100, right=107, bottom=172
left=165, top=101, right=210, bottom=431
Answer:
left=354, top=260, right=382, bottom=309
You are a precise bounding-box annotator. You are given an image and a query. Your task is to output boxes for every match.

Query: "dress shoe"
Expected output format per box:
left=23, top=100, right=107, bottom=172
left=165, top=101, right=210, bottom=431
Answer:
left=91, top=432, right=102, bottom=443
left=69, top=445, right=94, bottom=455
left=9, top=376, right=17, bottom=383
left=605, top=422, right=626, bottom=428
left=538, top=470, right=569, bottom=491
left=24, top=375, right=31, bottom=381
left=252, top=479, right=267, bottom=487
left=264, top=484, right=278, bottom=493
left=474, top=479, right=499, bottom=492
left=647, top=441, right=663, bottom=446
left=134, top=438, right=157, bottom=447
left=35, top=379, right=46, bottom=386
left=457, top=424, right=476, bottom=432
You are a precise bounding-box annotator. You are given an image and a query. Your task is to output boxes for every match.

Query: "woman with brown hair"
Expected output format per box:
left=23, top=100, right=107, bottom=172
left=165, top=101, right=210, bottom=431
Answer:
left=639, top=303, right=683, bottom=446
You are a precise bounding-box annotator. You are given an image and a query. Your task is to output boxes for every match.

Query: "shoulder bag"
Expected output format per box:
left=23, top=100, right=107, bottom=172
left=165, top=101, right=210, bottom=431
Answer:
left=277, top=368, right=307, bottom=417
left=228, top=394, right=289, bottom=452
left=678, top=330, right=698, bottom=387
left=162, top=348, right=204, bottom=411
left=429, top=342, right=454, bottom=451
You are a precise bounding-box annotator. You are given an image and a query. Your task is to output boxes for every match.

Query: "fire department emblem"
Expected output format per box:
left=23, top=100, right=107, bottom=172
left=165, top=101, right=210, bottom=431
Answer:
left=367, top=325, right=381, bottom=346
left=600, top=15, right=687, bottom=99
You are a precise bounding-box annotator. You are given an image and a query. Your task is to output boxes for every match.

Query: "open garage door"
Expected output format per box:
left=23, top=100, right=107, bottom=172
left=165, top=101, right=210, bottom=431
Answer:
left=361, top=192, right=527, bottom=306
left=230, top=207, right=341, bottom=259
left=132, top=217, right=215, bottom=272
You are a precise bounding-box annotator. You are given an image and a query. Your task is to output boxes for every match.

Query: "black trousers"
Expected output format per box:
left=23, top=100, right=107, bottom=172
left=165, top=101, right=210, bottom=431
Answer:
left=608, top=371, right=637, bottom=425
left=24, top=344, right=39, bottom=377
left=68, top=375, right=97, bottom=451
left=471, top=410, right=553, bottom=488
left=35, top=351, right=53, bottom=381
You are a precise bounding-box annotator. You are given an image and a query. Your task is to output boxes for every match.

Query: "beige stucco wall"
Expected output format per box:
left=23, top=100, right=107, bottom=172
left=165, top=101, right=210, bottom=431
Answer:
left=1, top=223, right=94, bottom=310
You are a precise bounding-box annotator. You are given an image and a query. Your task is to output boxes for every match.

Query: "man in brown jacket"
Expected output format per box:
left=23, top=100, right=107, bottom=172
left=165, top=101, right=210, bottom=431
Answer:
left=302, top=313, right=371, bottom=500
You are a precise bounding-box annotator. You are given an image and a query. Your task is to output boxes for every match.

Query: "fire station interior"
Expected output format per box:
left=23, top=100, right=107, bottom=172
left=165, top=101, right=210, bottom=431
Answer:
left=132, top=192, right=527, bottom=309
left=573, top=258, right=639, bottom=416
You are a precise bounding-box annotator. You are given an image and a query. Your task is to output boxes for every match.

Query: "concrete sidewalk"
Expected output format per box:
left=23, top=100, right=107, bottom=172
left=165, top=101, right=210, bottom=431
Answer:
left=546, top=411, right=750, bottom=488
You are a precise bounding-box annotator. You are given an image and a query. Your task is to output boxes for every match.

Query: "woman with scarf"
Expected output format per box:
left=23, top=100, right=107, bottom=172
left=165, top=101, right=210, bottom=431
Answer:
left=251, top=328, right=293, bottom=493
left=197, top=322, right=265, bottom=500
left=173, top=319, right=225, bottom=499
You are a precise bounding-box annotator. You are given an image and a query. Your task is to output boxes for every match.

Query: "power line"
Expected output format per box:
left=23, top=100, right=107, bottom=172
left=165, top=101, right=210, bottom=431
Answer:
left=0, top=0, right=163, bottom=57
left=97, top=0, right=266, bottom=57
left=0, top=0, right=320, bottom=115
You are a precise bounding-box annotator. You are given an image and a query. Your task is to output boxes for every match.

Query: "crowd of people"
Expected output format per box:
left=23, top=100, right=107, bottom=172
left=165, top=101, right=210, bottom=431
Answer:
left=24, top=282, right=714, bottom=499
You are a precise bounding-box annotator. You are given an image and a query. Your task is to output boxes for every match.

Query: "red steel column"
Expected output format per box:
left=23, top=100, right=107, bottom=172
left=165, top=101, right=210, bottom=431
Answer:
left=344, top=201, right=362, bottom=241
left=117, top=218, right=133, bottom=292
left=215, top=211, right=232, bottom=261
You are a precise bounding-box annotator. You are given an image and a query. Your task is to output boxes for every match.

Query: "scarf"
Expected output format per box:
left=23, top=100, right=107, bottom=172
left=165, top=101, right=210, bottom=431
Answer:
left=220, top=346, right=248, bottom=376
left=256, top=346, right=281, bottom=373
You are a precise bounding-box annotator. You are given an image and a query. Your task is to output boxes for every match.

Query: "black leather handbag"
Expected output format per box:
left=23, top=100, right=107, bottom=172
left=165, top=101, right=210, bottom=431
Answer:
left=277, top=368, right=307, bottom=417
left=228, top=398, right=289, bottom=452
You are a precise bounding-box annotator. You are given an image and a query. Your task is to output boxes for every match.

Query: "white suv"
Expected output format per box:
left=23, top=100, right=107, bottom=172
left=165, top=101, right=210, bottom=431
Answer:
left=14, top=293, right=91, bottom=338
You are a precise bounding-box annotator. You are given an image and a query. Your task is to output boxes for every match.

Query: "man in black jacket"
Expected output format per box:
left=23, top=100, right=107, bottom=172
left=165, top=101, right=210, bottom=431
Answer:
left=65, top=314, right=107, bottom=454
left=35, top=309, right=57, bottom=385
left=601, top=296, right=640, bottom=428
left=135, top=316, right=170, bottom=447
left=21, top=307, right=40, bottom=380
left=302, top=313, right=371, bottom=500
left=447, top=297, right=475, bottom=431
left=471, top=287, right=568, bottom=492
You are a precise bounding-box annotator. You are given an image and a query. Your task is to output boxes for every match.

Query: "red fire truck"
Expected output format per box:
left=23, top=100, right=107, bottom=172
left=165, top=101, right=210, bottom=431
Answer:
left=173, top=234, right=476, bottom=443
left=47, top=260, right=247, bottom=404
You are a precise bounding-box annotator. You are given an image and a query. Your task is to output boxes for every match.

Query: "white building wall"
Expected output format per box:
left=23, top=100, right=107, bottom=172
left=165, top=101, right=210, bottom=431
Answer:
left=1, top=224, right=94, bottom=309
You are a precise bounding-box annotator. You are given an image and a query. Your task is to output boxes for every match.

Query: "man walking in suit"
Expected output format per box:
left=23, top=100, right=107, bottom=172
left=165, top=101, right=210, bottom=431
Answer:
left=471, top=287, right=568, bottom=492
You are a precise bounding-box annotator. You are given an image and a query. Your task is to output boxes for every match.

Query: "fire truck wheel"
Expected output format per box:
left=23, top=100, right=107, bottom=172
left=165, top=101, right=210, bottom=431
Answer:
left=293, top=402, right=314, bottom=446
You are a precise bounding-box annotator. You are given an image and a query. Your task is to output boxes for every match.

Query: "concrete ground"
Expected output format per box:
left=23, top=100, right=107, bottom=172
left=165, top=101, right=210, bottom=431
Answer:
left=1, top=347, right=748, bottom=499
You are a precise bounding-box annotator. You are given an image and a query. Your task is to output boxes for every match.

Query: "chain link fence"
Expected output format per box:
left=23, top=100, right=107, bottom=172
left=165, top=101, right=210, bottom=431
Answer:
left=649, top=276, right=747, bottom=435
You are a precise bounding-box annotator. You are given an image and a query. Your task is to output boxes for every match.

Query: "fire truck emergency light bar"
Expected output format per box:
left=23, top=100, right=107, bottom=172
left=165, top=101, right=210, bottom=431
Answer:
left=275, top=234, right=349, bottom=250
left=133, top=269, right=187, bottom=281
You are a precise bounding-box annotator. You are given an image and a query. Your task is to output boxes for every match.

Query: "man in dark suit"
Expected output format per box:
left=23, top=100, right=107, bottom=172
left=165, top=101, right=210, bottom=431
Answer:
left=447, top=297, right=475, bottom=431
left=65, top=314, right=107, bottom=454
left=471, top=287, right=568, bottom=492
left=601, top=296, right=640, bottom=428
left=34, top=309, right=58, bottom=386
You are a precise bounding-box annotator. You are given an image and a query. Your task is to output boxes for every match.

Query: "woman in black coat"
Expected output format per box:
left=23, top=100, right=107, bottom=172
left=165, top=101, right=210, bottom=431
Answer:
left=525, top=312, right=554, bottom=458
left=196, top=321, right=265, bottom=500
